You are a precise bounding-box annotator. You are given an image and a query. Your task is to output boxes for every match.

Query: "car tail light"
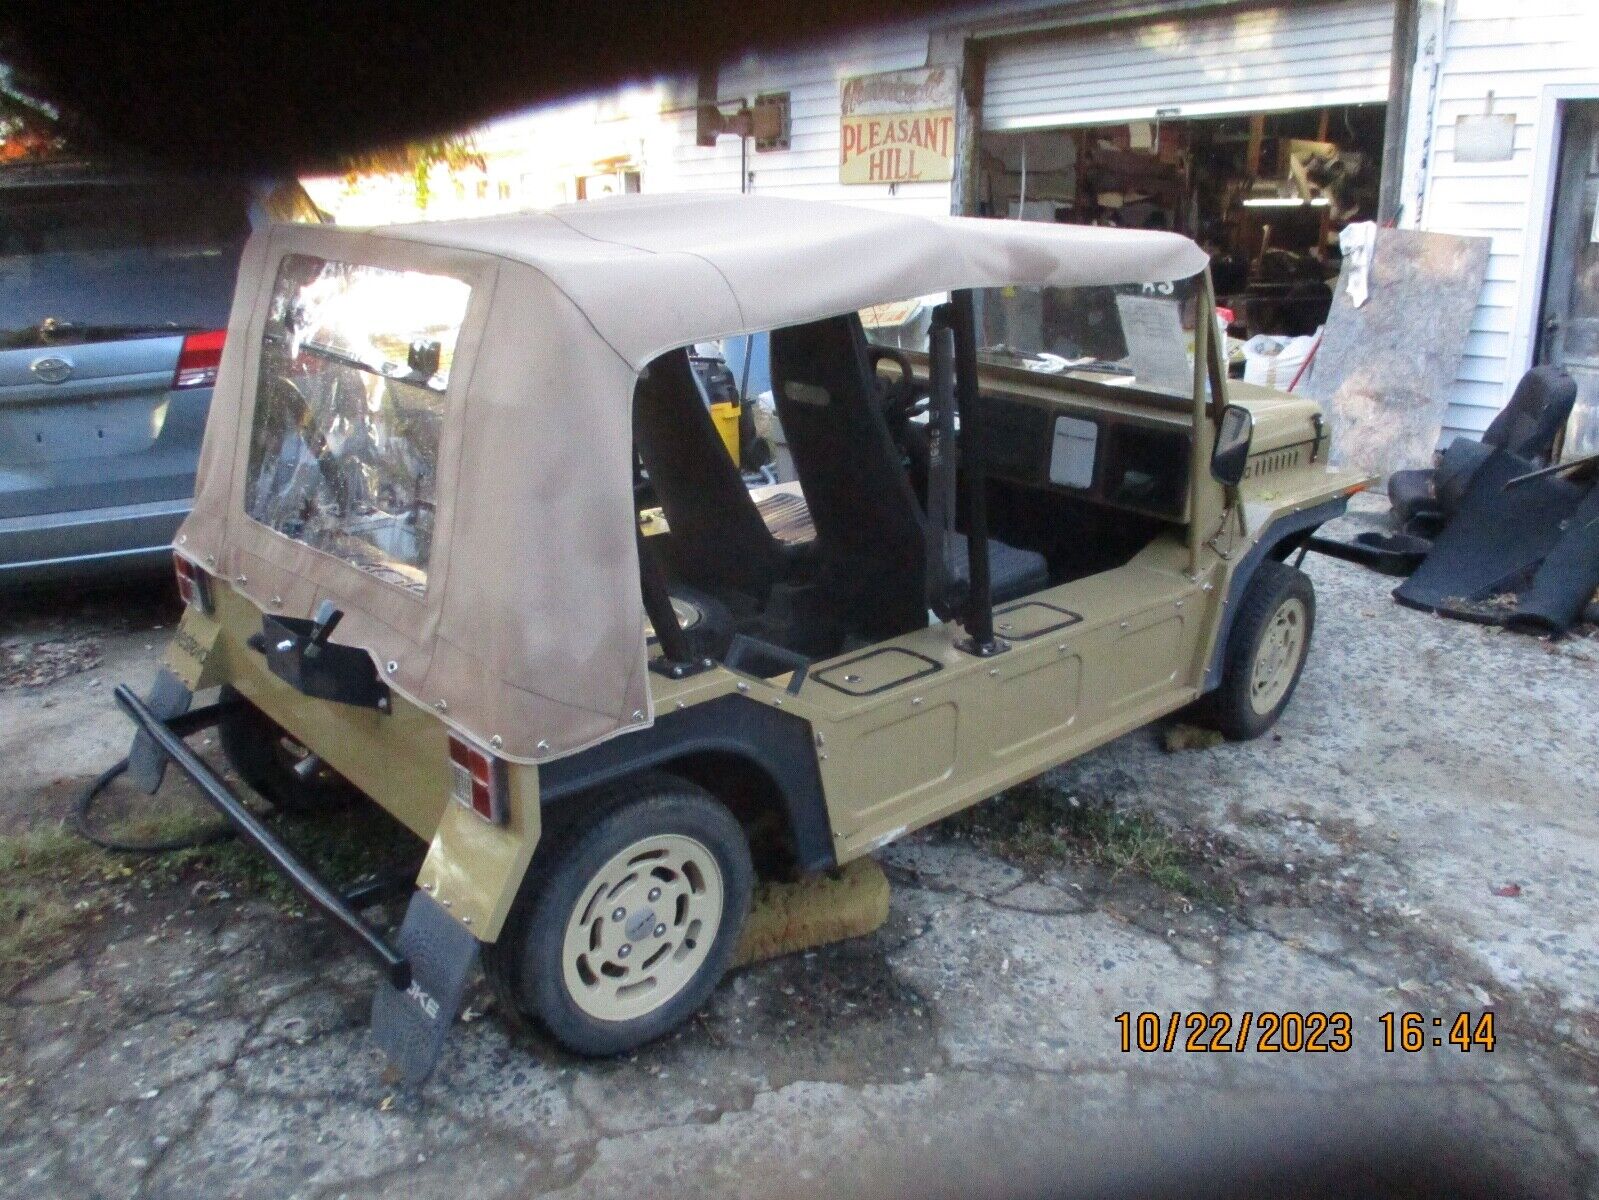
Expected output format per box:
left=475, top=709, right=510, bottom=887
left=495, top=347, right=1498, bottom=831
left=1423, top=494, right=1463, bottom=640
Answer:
left=173, top=329, right=226, bottom=390
left=174, top=553, right=212, bottom=612
left=448, top=734, right=507, bottom=825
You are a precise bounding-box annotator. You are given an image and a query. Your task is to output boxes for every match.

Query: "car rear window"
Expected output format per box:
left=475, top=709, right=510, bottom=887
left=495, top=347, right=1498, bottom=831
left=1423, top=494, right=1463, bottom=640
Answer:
left=0, top=178, right=253, bottom=349
left=244, top=254, right=473, bottom=595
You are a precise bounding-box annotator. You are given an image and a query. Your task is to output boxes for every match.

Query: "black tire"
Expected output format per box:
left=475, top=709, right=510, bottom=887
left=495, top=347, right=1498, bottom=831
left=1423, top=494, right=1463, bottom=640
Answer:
left=1197, top=560, right=1316, bottom=741
left=485, top=773, right=753, bottom=1057
left=216, top=686, right=356, bottom=814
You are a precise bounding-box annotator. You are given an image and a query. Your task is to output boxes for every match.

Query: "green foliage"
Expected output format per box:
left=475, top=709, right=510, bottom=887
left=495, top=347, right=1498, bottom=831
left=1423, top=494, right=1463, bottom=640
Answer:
left=0, top=824, right=119, bottom=984
left=339, top=135, right=485, bottom=211
left=943, top=779, right=1216, bottom=900
left=0, top=802, right=418, bottom=991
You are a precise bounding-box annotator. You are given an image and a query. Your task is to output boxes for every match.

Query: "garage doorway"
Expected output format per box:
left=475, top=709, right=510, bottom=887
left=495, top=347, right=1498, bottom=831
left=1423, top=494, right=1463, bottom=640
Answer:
left=977, top=105, right=1386, bottom=345
left=972, top=1, right=1395, bottom=367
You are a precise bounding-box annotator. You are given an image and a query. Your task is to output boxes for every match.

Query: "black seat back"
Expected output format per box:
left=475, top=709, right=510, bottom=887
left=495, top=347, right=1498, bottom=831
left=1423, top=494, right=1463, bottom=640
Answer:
left=770, top=315, right=928, bottom=640
left=633, top=349, right=785, bottom=602
left=1483, top=366, right=1578, bottom=464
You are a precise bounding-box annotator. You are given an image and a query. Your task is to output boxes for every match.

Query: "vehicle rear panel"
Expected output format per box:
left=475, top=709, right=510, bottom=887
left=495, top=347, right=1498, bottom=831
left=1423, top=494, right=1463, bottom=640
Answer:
left=0, top=170, right=247, bottom=578
left=171, top=578, right=542, bottom=939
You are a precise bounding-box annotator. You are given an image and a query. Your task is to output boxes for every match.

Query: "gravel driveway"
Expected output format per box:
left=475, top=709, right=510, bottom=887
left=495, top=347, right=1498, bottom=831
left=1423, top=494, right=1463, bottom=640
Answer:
left=2, top=511, right=1596, bottom=1200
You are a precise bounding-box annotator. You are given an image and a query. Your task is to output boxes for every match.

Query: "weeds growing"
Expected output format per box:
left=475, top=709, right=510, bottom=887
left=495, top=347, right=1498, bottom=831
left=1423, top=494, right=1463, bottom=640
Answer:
left=0, top=797, right=416, bottom=992
left=941, top=778, right=1218, bottom=900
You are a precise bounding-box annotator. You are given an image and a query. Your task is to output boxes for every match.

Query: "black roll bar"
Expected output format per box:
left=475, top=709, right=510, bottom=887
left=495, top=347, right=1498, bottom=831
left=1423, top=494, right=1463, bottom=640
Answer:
left=636, top=523, right=698, bottom=672
left=950, top=289, right=1005, bottom=656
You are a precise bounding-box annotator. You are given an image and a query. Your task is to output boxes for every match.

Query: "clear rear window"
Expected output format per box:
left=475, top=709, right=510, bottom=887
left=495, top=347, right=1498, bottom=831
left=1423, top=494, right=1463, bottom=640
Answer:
left=0, top=179, right=253, bottom=349
left=244, top=255, right=472, bottom=595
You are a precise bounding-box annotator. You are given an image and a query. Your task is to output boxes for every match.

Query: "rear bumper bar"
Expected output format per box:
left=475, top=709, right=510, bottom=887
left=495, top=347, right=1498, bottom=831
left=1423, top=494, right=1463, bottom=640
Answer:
left=112, top=684, right=412, bottom=990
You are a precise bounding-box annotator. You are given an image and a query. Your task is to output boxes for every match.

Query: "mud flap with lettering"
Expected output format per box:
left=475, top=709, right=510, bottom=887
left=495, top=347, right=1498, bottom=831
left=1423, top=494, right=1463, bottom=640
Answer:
left=371, top=890, right=480, bottom=1085
left=126, top=667, right=194, bottom=793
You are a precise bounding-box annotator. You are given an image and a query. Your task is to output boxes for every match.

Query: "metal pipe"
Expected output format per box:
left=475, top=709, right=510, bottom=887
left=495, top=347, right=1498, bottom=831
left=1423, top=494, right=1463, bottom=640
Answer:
left=950, top=289, right=1000, bottom=653
left=112, top=685, right=412, bottom=990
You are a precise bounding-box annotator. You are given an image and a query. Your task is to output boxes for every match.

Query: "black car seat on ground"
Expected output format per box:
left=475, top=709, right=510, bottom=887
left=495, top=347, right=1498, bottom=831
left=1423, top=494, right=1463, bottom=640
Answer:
left=770, top=314, right=1047, bottom=642
left=1505, top=475, right=1599, bottom=637
left=634, top=349, right=789, bottom=605
left=1389, top=366, right=1578, bottom=527
left=1394, top=447, right=1586, bottom=621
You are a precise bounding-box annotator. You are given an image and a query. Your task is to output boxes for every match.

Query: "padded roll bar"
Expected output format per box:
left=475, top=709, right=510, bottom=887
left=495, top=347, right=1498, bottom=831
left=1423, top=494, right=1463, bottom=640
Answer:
left=950, top=289, right=1005, bottom=656
left=925, top=320, right=959, bottom=617
left=636, top=523, right=699, bottom=673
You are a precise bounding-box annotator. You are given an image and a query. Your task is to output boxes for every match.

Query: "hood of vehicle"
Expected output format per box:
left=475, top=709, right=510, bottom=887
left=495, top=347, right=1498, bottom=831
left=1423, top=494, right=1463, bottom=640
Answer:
left=1229, top=379, right=1324, bottom=456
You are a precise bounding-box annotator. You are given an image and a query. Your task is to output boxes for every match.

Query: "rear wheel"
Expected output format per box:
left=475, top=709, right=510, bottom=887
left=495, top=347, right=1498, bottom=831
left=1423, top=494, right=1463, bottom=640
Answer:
left=1198, top=560, right=1315, bottom=740
left=485, top=774, right=753, bottom=1057
left=216, top=686, right=356, bottom=814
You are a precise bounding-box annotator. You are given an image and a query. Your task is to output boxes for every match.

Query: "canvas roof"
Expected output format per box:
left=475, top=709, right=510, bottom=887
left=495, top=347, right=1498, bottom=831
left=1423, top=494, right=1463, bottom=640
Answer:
left=178, top=195, right=1210, bottom=764
left=373, top=193, right=1208, bottom=371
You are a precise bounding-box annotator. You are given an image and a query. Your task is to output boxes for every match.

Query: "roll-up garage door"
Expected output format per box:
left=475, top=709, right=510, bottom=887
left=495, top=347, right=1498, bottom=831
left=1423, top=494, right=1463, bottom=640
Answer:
left=982, top=1, right=1395, bottom=132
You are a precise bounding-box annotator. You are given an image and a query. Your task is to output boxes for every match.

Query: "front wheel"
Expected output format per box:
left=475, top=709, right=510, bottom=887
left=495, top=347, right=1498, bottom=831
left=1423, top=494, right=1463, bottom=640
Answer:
left=485, top=774, right=753, bottom=1057
left=1198, top=560, right=1315, bottom=741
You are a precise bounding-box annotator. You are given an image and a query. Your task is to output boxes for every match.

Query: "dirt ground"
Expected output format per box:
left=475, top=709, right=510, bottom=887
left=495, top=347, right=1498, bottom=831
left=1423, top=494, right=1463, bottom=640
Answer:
left=2, top=505, right=1597, bottom=1200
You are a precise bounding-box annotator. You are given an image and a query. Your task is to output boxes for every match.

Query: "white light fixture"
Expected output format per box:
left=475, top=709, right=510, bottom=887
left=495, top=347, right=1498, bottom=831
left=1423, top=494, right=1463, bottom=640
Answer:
left=1241, top=196, right=1332, bottom=208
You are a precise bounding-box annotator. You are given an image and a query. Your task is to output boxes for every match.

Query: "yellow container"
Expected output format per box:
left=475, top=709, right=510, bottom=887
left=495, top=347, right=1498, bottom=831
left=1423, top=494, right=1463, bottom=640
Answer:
left=709, top=400, right=741, bottom=464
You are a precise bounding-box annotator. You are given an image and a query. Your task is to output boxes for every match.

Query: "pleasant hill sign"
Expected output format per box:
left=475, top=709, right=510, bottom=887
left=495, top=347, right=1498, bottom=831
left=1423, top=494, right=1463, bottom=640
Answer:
left=840, top=66, right=958, bottom=185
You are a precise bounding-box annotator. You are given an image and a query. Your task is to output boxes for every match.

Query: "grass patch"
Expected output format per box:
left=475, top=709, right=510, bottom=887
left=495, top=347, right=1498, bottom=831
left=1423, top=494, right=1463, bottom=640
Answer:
left=146, top=804, right=420, bottom=914
left=0, top=823, right=125, bottom=985
left=0, top=800, right=419, bottom=992
left=942, top=779, right=1216, bottom=900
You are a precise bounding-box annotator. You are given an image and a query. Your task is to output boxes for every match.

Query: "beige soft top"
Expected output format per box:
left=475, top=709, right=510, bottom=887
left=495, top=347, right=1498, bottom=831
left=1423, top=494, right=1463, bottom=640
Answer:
left=180, top=194, right=1209, bottom=764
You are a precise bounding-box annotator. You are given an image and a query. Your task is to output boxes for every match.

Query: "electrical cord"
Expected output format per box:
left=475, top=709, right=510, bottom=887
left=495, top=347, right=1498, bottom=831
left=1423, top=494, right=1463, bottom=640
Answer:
left=72, top=755, right=235, bottom=854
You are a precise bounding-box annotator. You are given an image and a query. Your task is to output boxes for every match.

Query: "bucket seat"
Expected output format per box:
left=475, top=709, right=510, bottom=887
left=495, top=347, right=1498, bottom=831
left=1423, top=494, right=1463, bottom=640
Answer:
left=634, top=349, right=790, bottom=605
left=770, top=314, right=1048, bottom=642
left=1389, top=366, right=1578, bottom=529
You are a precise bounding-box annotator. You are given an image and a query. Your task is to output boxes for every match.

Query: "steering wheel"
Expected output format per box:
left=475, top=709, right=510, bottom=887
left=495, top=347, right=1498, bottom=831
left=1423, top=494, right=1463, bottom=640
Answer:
left=869, top=346, right=925, bottom=425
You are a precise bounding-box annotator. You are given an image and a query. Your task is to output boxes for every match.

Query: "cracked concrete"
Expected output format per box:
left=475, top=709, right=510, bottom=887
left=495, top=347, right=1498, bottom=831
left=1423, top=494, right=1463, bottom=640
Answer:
left=2, top=514, right=1598, bottom=1198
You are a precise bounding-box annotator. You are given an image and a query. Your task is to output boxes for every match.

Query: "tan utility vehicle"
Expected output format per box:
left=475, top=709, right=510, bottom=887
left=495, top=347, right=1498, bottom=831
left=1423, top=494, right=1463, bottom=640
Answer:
left=120, top=195, right=1365, bottom=1081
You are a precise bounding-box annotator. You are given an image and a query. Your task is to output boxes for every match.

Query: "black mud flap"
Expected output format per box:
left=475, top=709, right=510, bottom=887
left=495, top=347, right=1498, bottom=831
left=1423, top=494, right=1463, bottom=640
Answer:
left=371, top=891, right=481, bottom=1086
left=126, top=667, right=194, bottom=794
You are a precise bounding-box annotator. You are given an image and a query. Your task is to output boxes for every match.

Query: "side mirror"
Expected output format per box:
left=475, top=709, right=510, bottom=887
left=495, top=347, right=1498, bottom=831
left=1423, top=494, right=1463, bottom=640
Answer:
left=1210, top=404, right=1254, bottom=487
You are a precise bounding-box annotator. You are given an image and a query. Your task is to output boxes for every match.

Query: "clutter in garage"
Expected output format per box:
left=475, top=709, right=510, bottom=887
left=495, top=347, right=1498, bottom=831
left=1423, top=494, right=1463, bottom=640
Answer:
left=978, top=105, right=1387, bottom=379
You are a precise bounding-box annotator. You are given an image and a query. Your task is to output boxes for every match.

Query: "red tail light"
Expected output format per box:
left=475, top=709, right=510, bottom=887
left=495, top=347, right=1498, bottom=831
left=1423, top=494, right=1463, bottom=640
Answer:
left=448, top=735, right=508, bottom=825
left=173, top=329, right=226, bottom=390
left=174, top=553, right=212, bottom=612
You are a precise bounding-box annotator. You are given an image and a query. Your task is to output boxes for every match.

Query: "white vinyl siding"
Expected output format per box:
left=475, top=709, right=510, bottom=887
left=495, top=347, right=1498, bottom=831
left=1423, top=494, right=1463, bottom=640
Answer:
left=1411, top=0, right=1599, bottom=441
left=645, top=23, right=954, bottom=217
left=982, top=0, right=1395, bottom=132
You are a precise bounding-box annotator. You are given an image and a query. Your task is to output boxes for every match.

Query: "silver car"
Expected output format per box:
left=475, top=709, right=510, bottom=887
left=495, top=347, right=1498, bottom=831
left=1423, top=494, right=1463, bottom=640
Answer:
left=0, top=161, right=321, bottom=586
